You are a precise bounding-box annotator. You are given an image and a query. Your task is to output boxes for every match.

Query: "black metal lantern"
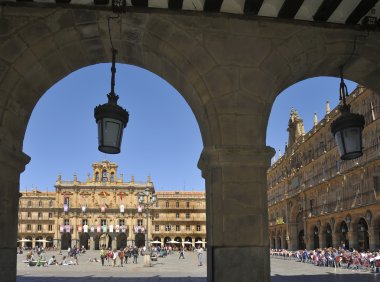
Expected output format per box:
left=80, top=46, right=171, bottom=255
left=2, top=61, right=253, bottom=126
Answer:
left=331, top=73, right=365, bottom=160
left=94, top=48, right=129, bottom=154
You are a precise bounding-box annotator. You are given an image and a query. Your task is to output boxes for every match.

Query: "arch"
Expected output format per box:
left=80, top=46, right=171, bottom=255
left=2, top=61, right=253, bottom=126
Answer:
left=135, top=233, right=145, bottom=248
left=357, top=217, right=369, bottom=251
left=61, top=233, right=71, bottom=250
left=298, top=230, right=305, bottom=250
left=117, top=233, right=127, bottom=250
left=324, top=223, right=333, bottom=248
left=35, top=236, right=43, bottom=248
left=153, top=236, right=161, bottom=242
left=339, top=221, right=349, bottom=249
left=46, top=236, right=53, bottom=248
left=79, top=233, right=90, bottom=250
left=313, top=226, right=319, bottom=249
left=94, top=234, right=100, bottom=250
left=25, top=236, right=32, bottom=249
left=164, top=237, right=171, bottom=245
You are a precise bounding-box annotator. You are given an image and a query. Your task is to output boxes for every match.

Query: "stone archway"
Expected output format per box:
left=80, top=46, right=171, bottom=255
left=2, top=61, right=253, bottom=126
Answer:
left=79, top=233, right=90, bottom=250
left=117, top=233, right=127, bottom=250
left=61, top=233, right=71, bottom=250
left=135, top=233, right=145, bottom=248
left=3, top=6, right=380, bottom=282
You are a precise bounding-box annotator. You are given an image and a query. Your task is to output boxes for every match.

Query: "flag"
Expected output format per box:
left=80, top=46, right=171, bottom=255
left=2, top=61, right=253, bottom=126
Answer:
left=120, top=192, right=122, bottom=200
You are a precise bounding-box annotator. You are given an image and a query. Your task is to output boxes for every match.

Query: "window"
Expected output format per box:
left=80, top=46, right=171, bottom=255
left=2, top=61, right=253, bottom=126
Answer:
left=48, top=212, right=52, bottom=218
left=137, top=219, right=143, bottom=226
left=27, top=212, right=31, bottom=218
left=155, top=225, right=159, bottom=231
left=186, top=213, right=190, bottom=219
left=110, top=172, right=115, bottom=182
left=27, top=201, right=32, bottom=208
left=82, top=219, right=88, bottom=226
left=155, top=213, right=159, bottom=219
left=100, top=219, right=107, bottom=226
left=155, top=202, right=159, bottom=208
left=165, top=225, right=171, bottom=231
left=37, top=225, right=42, bottom=231
left=176, top=202, right=179, bottom=208
left=64, top=197, right=70, bottom=207
left=165, top=202, right=169, bottom=208
left=186, top=201, right=190, bottom=208
left=27, top=224, right=31, bottom=231
left=64, top=219, right=70, bottom=226
left=197, top=225, right=201, bottom=231
left=49, top=200, right=53, bottom=208
left=119, top=219, right=124, bottom=226
left=176, top=225, right=180, bottom=231
left=176, top=213, right=179, bottom=219
left=38, top=201, right=42, bottom=207
left=95, top=172, right=99, bottom=181
left=102, top=170, right=108, bottom=183
left=38, top=212, right=42, bottom=218
left=48, top=225, right=53, bottom=231
left=186, top=225, right=190, bottom=231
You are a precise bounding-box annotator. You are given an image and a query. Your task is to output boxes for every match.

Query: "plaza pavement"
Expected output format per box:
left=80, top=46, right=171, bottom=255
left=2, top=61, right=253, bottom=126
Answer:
left=17, top=251, right=379, bottom=282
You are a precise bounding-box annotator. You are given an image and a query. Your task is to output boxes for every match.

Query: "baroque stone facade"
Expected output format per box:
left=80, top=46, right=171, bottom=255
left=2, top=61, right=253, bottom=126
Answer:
left=18, top=161, right=206, bottom=250
left=267, top=86, right=380, bottom=251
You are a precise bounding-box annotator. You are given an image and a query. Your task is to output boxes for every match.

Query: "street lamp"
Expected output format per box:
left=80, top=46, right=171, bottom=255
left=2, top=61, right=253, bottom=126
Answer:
left=94, top=13, right=129, bottom=154
left=331, top=69, right=365, bottom=160
left=137, top=188, right=157, bottom=267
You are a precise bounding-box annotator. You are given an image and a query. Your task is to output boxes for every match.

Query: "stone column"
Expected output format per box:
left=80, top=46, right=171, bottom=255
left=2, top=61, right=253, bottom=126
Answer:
left=347, top=230, right=357, bottom=249
left=288, top=223, right=298, bottom=250
left=90, top=235, right=95, bottom=250
left=0, top=147, right=30, bottom=282
left=198, top=145, right=274, bottom=282
left=368, top=227, right=378, bottom=250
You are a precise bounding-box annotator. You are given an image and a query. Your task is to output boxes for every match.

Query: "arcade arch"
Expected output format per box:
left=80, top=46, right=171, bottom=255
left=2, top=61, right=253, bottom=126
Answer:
left=2, top=6, right=380, bottom=282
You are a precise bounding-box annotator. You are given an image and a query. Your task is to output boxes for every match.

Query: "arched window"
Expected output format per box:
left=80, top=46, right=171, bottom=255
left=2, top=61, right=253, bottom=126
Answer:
left=102, top=170, right=108, bottom=183
left=95, top=172, right=100, bottom=181
left=110, top=172, right=115, bottom=182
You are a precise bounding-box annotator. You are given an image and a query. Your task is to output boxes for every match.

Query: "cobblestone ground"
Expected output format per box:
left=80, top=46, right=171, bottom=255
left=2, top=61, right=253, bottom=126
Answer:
left=17, top=251, right=380, bottom=282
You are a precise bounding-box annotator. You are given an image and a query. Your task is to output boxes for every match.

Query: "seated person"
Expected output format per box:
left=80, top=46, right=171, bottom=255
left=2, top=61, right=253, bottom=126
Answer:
left=47, top=255, right=57, bottom=266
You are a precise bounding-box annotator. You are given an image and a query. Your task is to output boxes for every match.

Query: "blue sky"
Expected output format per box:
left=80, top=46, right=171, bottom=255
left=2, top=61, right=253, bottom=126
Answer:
left=20, top=64, right=356, bottom=192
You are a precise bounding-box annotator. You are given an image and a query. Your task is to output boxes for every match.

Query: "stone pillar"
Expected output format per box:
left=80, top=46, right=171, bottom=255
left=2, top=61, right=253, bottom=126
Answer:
left=347, top=230, right=357, bottom=249
left=198, top=146, right=274, bottom=282
left=0, top=147, right=30, bottom=282
left=368, top=227, right=379, bottom=250
left=90, top=235, right=95, bottom=250
left=288, top=223, right=298, bottom=250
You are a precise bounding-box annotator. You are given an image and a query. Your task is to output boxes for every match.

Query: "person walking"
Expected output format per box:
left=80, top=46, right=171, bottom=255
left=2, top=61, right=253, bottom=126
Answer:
left=179, top=248, right=185, bottom=259
left=196, top=246, right=204, bottom=266
left=100, top=248, right=106, bottom=266
left=118, top=248, right=124, bottom=267
left=133, top=247, right=138, bottom=264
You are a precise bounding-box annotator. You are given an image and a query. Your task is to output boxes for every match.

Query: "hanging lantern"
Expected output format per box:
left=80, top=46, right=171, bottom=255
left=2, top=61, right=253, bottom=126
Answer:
left=101, top=205, right=106, bottom=213
left=81, top=205, right=86, bottom=213
left=94, top=48, right=129, bottom=154
left=63, top=204, right=68, bottom=212
left=331, top=72, right=365, bottom=160
left=120, top=204, right=125, bottom=213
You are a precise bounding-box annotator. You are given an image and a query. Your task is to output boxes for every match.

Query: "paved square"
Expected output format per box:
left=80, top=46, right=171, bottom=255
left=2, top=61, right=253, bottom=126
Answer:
left=17, top=251, right=380, bottom=281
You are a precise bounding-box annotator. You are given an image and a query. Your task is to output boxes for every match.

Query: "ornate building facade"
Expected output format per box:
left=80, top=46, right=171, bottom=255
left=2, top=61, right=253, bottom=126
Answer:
left=267, top=86, right=380, bottom=251
left=18, top=161, right=206, bottom=250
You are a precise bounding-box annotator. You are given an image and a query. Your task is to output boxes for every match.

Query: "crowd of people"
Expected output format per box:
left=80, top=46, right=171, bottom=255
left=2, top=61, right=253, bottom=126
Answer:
left=270, top=248, right=380, bottom=272
left=22, top=244, right=205, bottom=268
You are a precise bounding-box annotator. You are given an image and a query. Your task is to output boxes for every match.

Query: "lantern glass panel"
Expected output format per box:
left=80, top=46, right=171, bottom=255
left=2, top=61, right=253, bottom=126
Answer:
left=342, top=127, right=361, bottom=153
left=334, top=131, right=344, bottom=156
left=98, top=118, right=123, bottom=154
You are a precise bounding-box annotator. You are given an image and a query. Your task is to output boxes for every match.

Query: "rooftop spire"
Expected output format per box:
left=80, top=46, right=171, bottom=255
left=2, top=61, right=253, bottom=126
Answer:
left=313, top=113, right=318, bottom=127
left=326, top=101, right=330, bottom=115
